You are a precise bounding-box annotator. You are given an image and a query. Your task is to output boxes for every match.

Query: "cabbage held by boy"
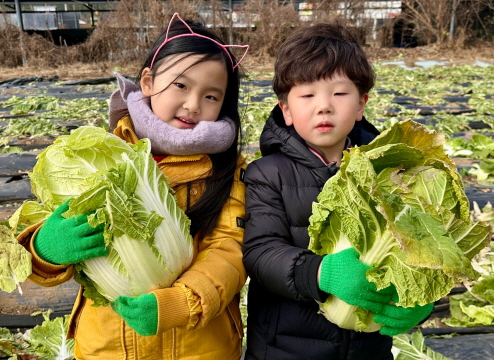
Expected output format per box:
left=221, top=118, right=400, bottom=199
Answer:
left=308, top=120, right=492, bottom=332
left=6, top=126, right=194, bottom=307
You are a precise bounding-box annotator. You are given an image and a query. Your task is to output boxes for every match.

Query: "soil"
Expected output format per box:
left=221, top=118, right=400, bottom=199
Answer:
left=10, top=136, right=56, bottom=146
left=0, top=303, right=44, bottom=316
left=0, top=208, right=17, bottom=222
left=0, top=44, right=492, bottom=82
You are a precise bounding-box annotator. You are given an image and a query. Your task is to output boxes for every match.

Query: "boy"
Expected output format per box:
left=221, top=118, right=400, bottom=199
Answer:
left=242, top=23, right=433, bottom=360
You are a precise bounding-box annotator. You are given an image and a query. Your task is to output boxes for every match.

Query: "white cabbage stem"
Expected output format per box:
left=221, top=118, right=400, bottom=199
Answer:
left=318, top=231, right=399, bottom=332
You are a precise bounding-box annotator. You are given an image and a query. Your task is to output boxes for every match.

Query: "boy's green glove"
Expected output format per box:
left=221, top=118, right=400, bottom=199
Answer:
left=318, top=248, right=392, bottom=313
left=34, top=199, right=107, bottom=265
left=112, top=293, right=158, bottom=336
left=374, top=290, right=434, bottom=336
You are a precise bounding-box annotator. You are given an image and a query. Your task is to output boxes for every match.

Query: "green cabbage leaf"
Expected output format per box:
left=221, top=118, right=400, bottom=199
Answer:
left=27, top=313, right=75, bottom=360
left=0, top=225, right=32, bottom=294
left=392, top=330, right=452, bottom=360
left=444, top=274, right=494, bottom=327
left=308, top=120, right=492, bottom=332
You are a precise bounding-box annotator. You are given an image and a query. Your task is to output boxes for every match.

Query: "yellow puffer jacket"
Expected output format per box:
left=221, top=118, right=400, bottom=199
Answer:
left=17, top=116, right=247, bottom=360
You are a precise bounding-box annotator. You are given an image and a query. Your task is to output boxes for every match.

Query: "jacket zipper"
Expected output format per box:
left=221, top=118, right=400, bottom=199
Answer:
left=340, top=329, right=350, bottom=359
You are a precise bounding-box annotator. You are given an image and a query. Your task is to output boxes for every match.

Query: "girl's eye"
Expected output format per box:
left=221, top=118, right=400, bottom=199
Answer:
left=206, top=95, right=218, bottom=101
left=174, top=83, right=186, bottom=90
left=302, top=94, right=314, bottom=98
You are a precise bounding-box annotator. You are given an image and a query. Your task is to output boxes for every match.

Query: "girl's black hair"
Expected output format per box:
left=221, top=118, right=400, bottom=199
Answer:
left=137, top=18, right=242, bottom=238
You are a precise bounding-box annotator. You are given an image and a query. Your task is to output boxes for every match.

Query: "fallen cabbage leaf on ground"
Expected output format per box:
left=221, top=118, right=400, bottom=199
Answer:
left=392, top=330, right=452, bottom=360
left=0, top=312, right=74, bottom=360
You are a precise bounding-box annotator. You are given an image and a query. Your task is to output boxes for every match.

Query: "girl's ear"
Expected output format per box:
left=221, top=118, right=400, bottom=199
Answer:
left=140, top=68, right=153, bottom=97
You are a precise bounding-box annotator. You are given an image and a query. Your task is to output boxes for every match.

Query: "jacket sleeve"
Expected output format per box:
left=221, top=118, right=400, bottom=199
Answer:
left=151, top=161, right=247, bottom=334
left=17, top=222, right=75, bottom=286
left=242, top=160, right=325, bottom=302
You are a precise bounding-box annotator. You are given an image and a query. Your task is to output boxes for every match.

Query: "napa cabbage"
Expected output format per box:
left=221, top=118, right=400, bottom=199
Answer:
left=308, top=120, right=492, bottom=332
left=7, top=126, right=193, bottom=306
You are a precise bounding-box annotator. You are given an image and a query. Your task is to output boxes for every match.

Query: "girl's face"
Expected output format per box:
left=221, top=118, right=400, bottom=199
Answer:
left=140, top=54, right=228, bottom=129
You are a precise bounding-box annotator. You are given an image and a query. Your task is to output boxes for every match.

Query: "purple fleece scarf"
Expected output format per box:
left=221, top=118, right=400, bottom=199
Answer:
left=108, top=72, right=236, bottom=156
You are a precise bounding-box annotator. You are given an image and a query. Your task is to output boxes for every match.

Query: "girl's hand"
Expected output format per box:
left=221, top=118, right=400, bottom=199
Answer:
left=34, top=199, right=106, bottom=265
left=112, top=293, right=158, bottom=336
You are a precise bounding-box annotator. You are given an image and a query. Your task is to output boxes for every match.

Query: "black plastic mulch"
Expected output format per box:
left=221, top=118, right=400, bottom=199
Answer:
left=425, top=333, right=494, bottom=360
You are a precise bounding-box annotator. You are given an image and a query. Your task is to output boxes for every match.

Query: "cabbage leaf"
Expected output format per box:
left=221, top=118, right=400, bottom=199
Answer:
left=0, top=225, right=32, bottom=294
left=392, top=330, right=452, bottom=360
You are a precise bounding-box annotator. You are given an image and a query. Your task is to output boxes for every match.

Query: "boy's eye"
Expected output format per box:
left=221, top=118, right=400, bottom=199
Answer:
left=302, top=94, right=314, bottom=98
left=334, top=93, right=347, bottom=96
left=174, top=83, right=186, bottom=89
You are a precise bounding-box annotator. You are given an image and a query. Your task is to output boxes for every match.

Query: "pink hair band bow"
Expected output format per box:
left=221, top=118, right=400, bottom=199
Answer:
left=150, top=12, right=249, bottom=71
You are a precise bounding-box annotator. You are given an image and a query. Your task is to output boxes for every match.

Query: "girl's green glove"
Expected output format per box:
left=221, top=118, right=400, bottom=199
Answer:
left=374, top=291, right=434, bottom=336
left=318, top=248, right=393, bottom=313
left=34, top=199, right=107, bottom=265
left=112, top=294, right=158, bottom=336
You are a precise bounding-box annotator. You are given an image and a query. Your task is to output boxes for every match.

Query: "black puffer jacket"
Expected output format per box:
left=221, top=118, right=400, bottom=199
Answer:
left=243, top=105, right=393, bottom=360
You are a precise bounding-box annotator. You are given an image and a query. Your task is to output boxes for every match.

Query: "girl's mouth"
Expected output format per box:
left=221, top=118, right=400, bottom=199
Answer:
left=175, top=116, right=196, bottom=128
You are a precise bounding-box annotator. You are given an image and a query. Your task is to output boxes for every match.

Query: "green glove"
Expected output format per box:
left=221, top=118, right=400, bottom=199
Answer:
left=318, top=248, right=393, bottom=313
left=374, top=291, right=434, bottom=336
left=34, top=199, right=107, bottom=265
left=112, top=293, right=158, bottom=336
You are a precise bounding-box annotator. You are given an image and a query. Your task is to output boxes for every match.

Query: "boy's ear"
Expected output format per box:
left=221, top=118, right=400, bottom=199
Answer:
left=140, top=68, right=153, bottom=97
left=279, top=100, right=293, bottom=126
left=356, top=93, right=369, bottom=121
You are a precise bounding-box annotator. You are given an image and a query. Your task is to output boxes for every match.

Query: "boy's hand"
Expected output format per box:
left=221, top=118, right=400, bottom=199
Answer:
left=374, top=291, right=434, bottom=336
left=318, top=248, right=392, bottom=313
left=112, top=294, right=158, bottom=336
left=34, top=199, right=107, bottom=265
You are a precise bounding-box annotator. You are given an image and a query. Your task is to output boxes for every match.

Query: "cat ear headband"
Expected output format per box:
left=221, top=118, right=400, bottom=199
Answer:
left=150, top=12, right=249, bottom=71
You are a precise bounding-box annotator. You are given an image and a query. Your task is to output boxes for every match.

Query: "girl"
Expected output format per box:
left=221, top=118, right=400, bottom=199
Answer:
left=17, top=13, right=249, bottom=360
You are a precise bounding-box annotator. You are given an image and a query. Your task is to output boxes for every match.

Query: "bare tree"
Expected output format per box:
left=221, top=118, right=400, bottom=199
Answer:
left=398, top=0, right=494, bottom=46
left=235, top=0, right=301, bottom=57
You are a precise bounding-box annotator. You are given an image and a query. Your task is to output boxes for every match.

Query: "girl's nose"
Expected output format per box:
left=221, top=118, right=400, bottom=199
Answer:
left=183, top=96, right=200, bottom=114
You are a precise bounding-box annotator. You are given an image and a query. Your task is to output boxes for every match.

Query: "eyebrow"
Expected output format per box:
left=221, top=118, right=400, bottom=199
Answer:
left=173, top=73, right=225, bottom=95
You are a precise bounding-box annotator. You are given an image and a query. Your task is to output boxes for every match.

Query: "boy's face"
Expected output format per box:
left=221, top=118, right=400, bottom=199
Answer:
left=279, top=73, right=368, bottom=162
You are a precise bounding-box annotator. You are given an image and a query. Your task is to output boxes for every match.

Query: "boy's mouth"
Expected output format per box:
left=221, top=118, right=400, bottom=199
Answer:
left=316, top=121, right=334, bottom=132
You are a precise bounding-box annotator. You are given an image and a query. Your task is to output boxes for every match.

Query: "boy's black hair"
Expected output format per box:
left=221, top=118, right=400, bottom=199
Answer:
left=137, top=18, right=242, bottom=238
left=273, top=23, right=375, bottom=102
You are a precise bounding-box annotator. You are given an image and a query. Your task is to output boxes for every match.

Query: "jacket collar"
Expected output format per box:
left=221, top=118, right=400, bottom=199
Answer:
left=113, top=115, right=211, bottom=187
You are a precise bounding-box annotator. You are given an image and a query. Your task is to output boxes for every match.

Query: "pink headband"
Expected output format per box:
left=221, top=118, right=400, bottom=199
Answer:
left=149, top=13, right=249, bottom=71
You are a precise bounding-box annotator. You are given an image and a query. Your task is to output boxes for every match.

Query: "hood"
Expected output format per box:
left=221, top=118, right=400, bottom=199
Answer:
left=260, top=104, right=380, bottom=169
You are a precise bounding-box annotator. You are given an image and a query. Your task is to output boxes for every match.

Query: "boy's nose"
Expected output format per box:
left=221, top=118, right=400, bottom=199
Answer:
left=317, top=99, right=332, bottom=114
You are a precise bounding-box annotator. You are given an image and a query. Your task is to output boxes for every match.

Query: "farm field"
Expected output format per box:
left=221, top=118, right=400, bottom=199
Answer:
left=0, top=51, right=494, bottom=359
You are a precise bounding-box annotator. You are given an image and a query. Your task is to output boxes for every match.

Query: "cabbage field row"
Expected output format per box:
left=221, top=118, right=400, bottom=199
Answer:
left=0, top=63, right=493, bottom=360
